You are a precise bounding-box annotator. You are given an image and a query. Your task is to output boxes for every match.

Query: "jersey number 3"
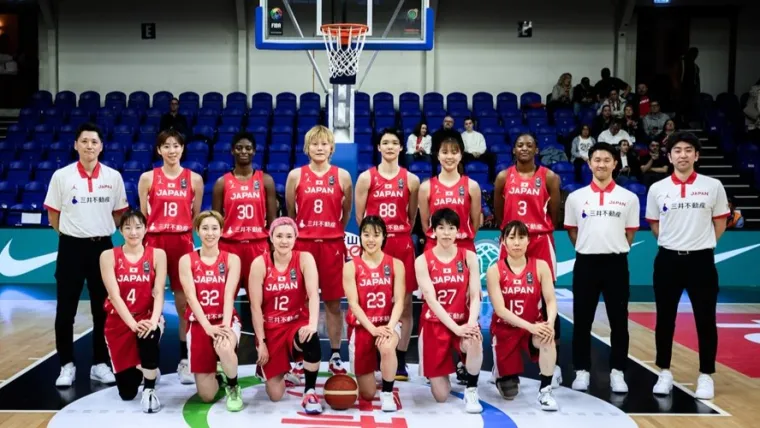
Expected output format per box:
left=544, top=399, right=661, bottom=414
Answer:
left=517, top=200, right=527, bottom=216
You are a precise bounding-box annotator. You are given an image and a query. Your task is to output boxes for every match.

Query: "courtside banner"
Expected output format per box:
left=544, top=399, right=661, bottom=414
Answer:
left=1, top=229, right=760, bottom=286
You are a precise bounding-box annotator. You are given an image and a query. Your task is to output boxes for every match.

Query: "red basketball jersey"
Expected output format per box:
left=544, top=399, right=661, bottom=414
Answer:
left=261, top=252, right=306, bottom=326
left=147, top=167, right=194, bottom=234
left=185, top=251, right=230, bottom=322
left=501, top=166, right=553, bottom=234
left=348, top=254, right=395, bottom=326
left=105, top=246, right=155, bottom=315
left=421, top=248, right=469, bottom=324
left=493, top=258, right=543, bottom=329
left=294, top=165, right=344, bottom=239
left=221, top=170, right=268, bottom=240
left=365, top=167, right=411, bottom=234
left=427, top=175, right=474, bottom=240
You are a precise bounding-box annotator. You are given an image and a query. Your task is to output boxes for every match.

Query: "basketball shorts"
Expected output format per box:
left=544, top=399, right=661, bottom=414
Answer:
left=186, top=316, right=241, bottom=374
left=423, top=237, right=476, bottom=253
left=104, top=311, right=164, bottom=374
left=295, top=238, right=346, bottom=301
left=491, top=323, right=539, bottom=377
left=384, top=234, right=417, bottom=293
left=144, top=232, right=194, bottom=291
left=219, top=238, right=269, bottom=292
left=259, top=319, right=308, bottom=380
left=499, top=232, right=557, bottom=280
left=418, top=320, right=465, bottom=379
left=348, top=324, right=400, bottom=376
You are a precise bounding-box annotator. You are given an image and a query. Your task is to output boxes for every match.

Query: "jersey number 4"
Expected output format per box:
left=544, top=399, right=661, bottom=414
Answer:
left=126, top=288, right=136, bottom=305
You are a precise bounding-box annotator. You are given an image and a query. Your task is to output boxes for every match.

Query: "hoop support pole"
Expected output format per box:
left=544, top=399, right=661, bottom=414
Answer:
left=282, top=0, right=329, bottom=93
left=356, top=0, right=406, bottom=92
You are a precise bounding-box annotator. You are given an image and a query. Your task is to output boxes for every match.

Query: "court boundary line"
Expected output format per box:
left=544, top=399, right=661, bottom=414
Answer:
left=558, top=313, right=732, bottom=417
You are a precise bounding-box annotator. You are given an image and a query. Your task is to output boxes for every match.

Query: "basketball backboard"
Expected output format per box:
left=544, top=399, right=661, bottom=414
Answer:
left=256, top=0, right=433, bottom=50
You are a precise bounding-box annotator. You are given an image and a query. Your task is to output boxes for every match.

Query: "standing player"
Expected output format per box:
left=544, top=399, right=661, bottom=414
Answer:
left=354, top=128, right=420, bottom=380
left=249, top=217, right=324, bottom=414
left=343, top=216, right=406, bottom=411
left=100, top=210, right=165, bottom=413
left=212, top=131, right=278, bottom=292
left=285, top=125, right=353, bottom=375
left=493, top=132, right=562, bottom=386
left=418, top=129, right=481, bottom=253
left=178, top=211, right=243, bottom=411
left=416, top=208, right=483, bottom=413
left=486, top=220, right=559, bottom=411
left=138, top=129, right=203, bottom=384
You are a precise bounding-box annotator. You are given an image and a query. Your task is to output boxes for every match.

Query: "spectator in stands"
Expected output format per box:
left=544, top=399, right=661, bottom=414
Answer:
left=549, top=73, right=573, bottom=118
left=623, top=105, right=645, bottom=142
left=571, top=125, right=596, bottom=182
left=654, top=119, right=677, bottom=149
left=594, top=67, right=630, bottom=102
left=632, top=83, right=652, bottom=116
left=642, top=100, right=670, bottom=138
left=598, top=119, right=633, bottom=147
left=744, top=79, right=760, bottom=138
left=461, top=117, right=495, bottom=175
left=640, top=141, right=669, bottom=186
left=726, top=196, right=744, bottom=229
left=597, top=89, right=626, bottom=119
left=159, top=97, right=189, bottom=137
left=593, top=105, right=613, bottom=137
left=614, top=139, right=641, bottom=185
left=573, top=77, right=596, bottom=115
left=406, top=121, right=432, bottom=167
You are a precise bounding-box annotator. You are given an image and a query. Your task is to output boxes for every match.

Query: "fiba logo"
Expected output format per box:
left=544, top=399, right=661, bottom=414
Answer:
left=269, top=7, right=283, bottom=21
left=406, top=8, right=419, bottom=21
left=344, top=232, right=361, bottom=260
left=475, top=239, right=500, bottom=283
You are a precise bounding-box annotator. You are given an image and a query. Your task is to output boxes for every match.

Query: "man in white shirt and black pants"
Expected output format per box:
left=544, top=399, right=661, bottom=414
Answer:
left=461, top=117, right=495, bottom=176
left=43, top=123, right=130, bottom=388
left=564, top=142, right=640, bottom=394
left=645, top=131, right=729, bottom=400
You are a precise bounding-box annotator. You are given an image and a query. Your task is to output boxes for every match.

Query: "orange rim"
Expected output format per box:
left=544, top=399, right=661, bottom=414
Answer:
left=321, top=23, right=368, bottom=46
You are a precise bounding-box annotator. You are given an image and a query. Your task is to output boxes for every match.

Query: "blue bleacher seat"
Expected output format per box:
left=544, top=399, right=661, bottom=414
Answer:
left=0, top=181, right=18, bottom=208
left=490, top=144, right=513, bottom=165
left=497, top=92, right=518, bottom=112
left=185, top=142, right=210, bottom=164
left=354, top=92, right=370, bottom=110
left=152, top=91, right=173, bottom=113
left=112, top=125, right=134, bottom=145
left=276, top=92, right=297, bottom=111
left=196, top=108, right=219, bottom=128
left=122, top=161, right=146, bottom=183
left=130, top=142, right=153, bottom=164
left=354, top=109, right=371, bottom=128
left=226, top=92, right=248, bottom=111
left=399, top=92, right=420, bottom=112
left=207, top=161, right=231, bottom=183
left=68, top=108, right=91, bottom=128
left=297, top=109, right=320, bottom=129
left=7, top=161, right=31, bottom=183
left=271, top=126, right=294, bottom=146
left=409, top=161, right=432, bottom=176
left=34, top=124, right=55, bottom=145
left=47, top=142, right=72, bottom=165
left=124, top=181, right=138, bottom=208
left=273, top=108, right=295, bottom=127
left=221, top=108, right=244, bottom=127
left=21, top=181, right=46, bottom=207
left=447, top=92, right=468, bottom=112
left=251, top=92, right=273, bottom=112
left=561, top=182, right=584, bottom=194
left=30, top=91, right=53, bottom=110
left=423, top=93, right=444, bottom=113
left=183, top=161, right=206, bottom=176
left=266, top=163, right=290, bottom=185
left=475, top=109, right=499, bottom=129
left=400, top=110, right=421, bottom=131
left=20, top=142, right=43, bottom=164
left=35, top=161, right=57, bottom=183
left=357, top=143, right=374, bottom=164
left=128, top=91, right=150, bottom=111
left=373, top=92, right=394, bottom=112
left=105, top=91, right=127, bottom=112
left=216, top=125, right=239, bottom=144
left=548, top=161, right=574, bottom=184
left=139, top=125, right=157, bottom=144
left=520, top=92, right=542, bottom=108
left=55, top=91, right=77, bottom=112
left=192, top=125, right=215, bottom=142
left=624, top=181, right=647, bottom=198
left=18, top=108, right=39, bottom=131
left=465, top=161, right=489, bottom=184
left=268, top=144, right=292, bottom=165
left=299, top=92, right=321, bottom=111
left=375, top=110, right=396, bottom=130
left=144, top=108, right=162, bottom=127
left=472, top=92, right=494, bottom=114
left=425, top=109, right=446, bottom=131
left=119, top=108, right=140, bottom=128
left=6, top=124, right=27, bottom=146
left=101, top=159, right=124, bottom=171
left=248, top=109, right=270, bottom=128
left=79, top=91, right=101, bottom=113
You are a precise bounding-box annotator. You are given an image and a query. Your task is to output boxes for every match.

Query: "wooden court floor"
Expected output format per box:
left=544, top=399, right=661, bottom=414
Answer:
left=1, top=299, right=758, bottom=428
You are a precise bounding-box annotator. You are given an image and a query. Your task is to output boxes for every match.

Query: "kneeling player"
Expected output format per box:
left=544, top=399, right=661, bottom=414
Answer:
left=101, top=210, right=165, bottom=413
left=416, top=208, right=483, bottom=413
left=343, top=216, right=406, bottom=412
left=486, top=220, right=558, bottom=411
left=249, top=217, right=323, bottom=414
left=179, top=210, right=243, bottom=412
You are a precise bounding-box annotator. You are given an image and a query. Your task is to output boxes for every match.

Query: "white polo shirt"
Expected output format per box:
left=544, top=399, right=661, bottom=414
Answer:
left=564, top=180, right=640, bottom=254
left=43, top=161, right=129, bottom=238
left=645, top=172, right=730, bottom=251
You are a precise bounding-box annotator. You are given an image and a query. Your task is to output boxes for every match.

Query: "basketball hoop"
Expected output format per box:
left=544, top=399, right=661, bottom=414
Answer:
left=320, top=23, right=369, bottom=79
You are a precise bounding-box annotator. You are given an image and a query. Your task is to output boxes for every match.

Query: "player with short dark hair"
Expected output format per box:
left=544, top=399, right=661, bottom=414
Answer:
left=100, top=210, right=165, bottom=413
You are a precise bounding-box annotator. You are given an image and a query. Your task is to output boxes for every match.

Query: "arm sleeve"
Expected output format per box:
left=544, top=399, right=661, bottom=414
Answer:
left=43, top=171, right=62, bottom=212
left=712, top=182, right=730, bottom=219
left=645, top=185, right=660, bottom=222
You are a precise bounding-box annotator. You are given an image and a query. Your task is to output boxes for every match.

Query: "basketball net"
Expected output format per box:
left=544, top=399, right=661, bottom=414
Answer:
left=320, top=24, right=368, bottom=80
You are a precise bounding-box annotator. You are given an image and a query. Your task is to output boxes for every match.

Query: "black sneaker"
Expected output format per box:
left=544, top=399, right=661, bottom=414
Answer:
left=496, top=376, right=520, bottom=400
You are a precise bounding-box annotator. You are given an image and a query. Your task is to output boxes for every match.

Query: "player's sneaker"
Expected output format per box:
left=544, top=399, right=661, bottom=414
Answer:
left=141, top=388, right=161, bottom=413
left=216, top=362, right=227, bottom=386
left=495, top=376, right=520, bottom=400
left=610, top=369, right=628, bottom=393
left=380, top=391, right=397, bottom=412
left=225, top=385, right=243, bottom=412
left=291, top=360, right=305, bottom=378
left=395, top=365, right=409, bottom=381
left=652, top=369, right=674, bottom=396
left=572, top=370, right=590, bottom=391
left=55, top=363, right=76, bottom=387
left=463, top=387, right=483, bottom=413
left=302, top=388, right=323, bottom=414
left=329, top=355, right=348, bottom=375
left=695, top=374, right=714, bottom=400
left=551, top=366, right=563, bottom=388
left=455, top=362, right=467, bottom=385
left=537, top=385, right=558, bottom=411
left=90, top=363, right=116, bottom=384
left=177, top=359, right=194, bottom=384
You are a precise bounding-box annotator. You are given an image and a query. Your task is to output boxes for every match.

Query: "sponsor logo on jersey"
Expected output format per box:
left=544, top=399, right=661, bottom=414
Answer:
left=254, top=180, right=260, bottom=191
left=384, top=264, right=391, bottom=277
left=219, top=262, right=226, bottom=275
left=535, top=177, right=542, bottom=188
left=143, top=260, right=150, bottom=274
left=180, top=178, right=188, bottom=189
left=398, top=178, right=405, bottom=189
left=290, top=267, right=297, bottom=280
left=526, top=272, right=534, bottom=284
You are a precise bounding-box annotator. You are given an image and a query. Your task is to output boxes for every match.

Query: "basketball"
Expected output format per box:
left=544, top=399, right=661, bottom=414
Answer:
left=323, top=374, right=358, bottom=410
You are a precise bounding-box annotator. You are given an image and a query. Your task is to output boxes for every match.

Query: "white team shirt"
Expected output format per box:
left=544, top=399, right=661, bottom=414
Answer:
left=645, top=172, right=730, bottom=251
left=564, top=181, right=640, bottom=254
left=43, top=161, right=129, bottom=238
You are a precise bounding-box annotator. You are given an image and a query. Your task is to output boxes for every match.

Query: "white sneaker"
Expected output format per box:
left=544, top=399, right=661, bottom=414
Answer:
left=572, top=370, right=590, bottom=391
left=90, top=363, right=116, bottom=384
left=141, top=388, right=161, bottom=413
left=463, top=387, right=483, bottom=413
left=177, top=359, right=194, bottom=384
left=537, top=385, right=559, bottom=411
left=380, top=391, right=397, bottom=412
left=653, top=369, right=673, bottom=395
left=374, top=370, right=383, bottom=384
left=302, top=388, right=323, bottom=414
left=695, top=374, right=714, bottom=400
left=55, top=363, right=76, bottom=387
left=328, top=355, right=348, bottom=375
left=610, top=369, right=628, bottom=393
left=551, top=366, right=563, bottom=388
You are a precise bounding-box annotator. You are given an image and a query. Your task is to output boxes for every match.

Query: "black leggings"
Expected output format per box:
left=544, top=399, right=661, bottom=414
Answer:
left=294, top=331, right=321, bottom=364
left=115, top=328, right=161, bottom=401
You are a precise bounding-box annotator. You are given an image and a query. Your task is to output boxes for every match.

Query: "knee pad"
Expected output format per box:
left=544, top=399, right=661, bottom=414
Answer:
left=137, top=334, right=161, bottom=370
left=295, top=332, right=321, bottom=364
left=115, top=369, right=141, bottom=401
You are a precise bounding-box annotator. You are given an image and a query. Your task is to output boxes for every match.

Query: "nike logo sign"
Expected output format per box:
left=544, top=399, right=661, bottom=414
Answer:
left=0, top=240, right=58, bottom=277
left=556, top=242, right=760, bottom=278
